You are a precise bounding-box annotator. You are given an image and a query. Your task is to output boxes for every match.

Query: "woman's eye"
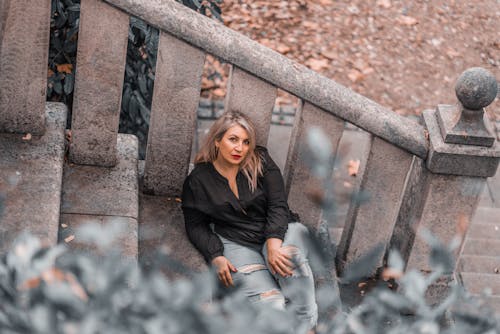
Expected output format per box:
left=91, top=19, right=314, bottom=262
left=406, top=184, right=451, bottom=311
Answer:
left=243, top=140, right=250, bottom=145
left=229, top=137, right=237, bottom=142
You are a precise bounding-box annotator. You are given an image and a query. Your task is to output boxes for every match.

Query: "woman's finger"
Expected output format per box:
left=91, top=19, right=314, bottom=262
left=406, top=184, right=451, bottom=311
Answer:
left=272, top=262, right=287, bottom=277
left=279, top=256, right=294, bottom=270
left=276, top=260, right=293, bottom=277
left=225, top=268, right=234, bottom=286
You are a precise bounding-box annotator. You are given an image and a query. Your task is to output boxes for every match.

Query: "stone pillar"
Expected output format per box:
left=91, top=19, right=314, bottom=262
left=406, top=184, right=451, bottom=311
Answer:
left=406, top=67, right=499, bottom=302
left=0, top=0, right=51, bottom=135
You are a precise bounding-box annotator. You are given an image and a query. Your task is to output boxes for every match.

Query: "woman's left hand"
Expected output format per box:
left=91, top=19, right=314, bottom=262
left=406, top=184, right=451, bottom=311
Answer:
left=266, top=238, right=294, bottom=277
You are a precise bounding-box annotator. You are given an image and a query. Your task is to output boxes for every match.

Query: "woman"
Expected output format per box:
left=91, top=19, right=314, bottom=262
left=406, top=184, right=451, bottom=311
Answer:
left=181, top=110, right=317, bottom=330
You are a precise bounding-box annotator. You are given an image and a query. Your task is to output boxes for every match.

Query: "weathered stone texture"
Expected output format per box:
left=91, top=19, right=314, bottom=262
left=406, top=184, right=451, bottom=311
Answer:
left=424, top=109, right=500, bottom=177
left=285, top=102, right=344, bottom=231
left=337, top=137, right=414, bottom=272
left=143, top=33, right=205, bottom=196
left=0, top=0, right=51, bottom=134
left=62, top=134, right=139, bottom=218
left=0, top=103, right=67, bottom=252
left=406, top=174, right=485, bottom=272
left=60, top=214, right=138, bottom=259
left=139, top=194, right=207, bottom=279
left=388, top=157, right=427, bottom=264
left=330, top=128, right=372, bottom=230
left=458, top=255, right=499, bottom=274
left=225, top=66, right=276, bottom=146
left=70, top=0, right=129, bottom=166
left=460, top=272, right=500, bottom=295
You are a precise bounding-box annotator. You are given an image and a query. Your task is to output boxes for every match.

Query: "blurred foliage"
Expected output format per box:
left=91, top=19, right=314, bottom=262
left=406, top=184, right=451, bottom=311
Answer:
left=47, top=0, right=222, bottom=157
left=1, top=224, right=498, bottom=333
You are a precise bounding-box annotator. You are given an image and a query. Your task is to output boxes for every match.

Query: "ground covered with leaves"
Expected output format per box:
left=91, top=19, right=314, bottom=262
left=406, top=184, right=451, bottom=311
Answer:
left=206, top=0, right=499, bottom=118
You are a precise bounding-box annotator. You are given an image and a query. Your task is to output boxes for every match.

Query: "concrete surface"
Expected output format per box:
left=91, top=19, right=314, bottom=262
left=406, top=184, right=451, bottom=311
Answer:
left=0, top=103, right=67, bottom=252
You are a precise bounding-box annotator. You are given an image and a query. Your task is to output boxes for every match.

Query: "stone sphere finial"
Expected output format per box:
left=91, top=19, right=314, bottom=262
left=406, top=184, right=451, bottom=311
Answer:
left=455, top=67, right=498, bottom=110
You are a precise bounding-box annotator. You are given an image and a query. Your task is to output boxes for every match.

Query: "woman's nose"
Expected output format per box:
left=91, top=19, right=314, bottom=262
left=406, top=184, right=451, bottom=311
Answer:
left=235, top=142, right=242, bottom=152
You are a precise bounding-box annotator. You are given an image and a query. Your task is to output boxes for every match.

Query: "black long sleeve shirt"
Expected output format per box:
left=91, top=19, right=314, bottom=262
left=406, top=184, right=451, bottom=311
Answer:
left=181, top=147, right=295, bottom=263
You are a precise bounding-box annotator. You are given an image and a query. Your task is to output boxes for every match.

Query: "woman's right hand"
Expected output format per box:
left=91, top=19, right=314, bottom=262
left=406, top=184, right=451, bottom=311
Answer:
left=211, top=256, right=238, bottom=287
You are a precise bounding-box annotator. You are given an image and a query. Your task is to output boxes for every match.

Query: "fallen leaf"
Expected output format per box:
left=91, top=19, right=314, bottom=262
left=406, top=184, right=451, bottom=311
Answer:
left=64, top=235, right=75, bottom=243
left=321, top=50, right=338, bottom=60
left=348, top=159, right=360, bottom=176
left=56, top=63, right=73, bottom=74
left=358, top=282, right=367, bottom=288
left=61, top=223, right=68, bottom=228
left=306, top=58, right=330, bottom=71
left=347, top=69, right=364, bottom=83
left=397, top=15, right=418, bottom=26
left=22, top=133, right=32, bottom=141
left=382, top=267, right=403, bottom=280
left=212, top=88, right=225, bottom=97
left=175, top=197, right=182, bottom=203
left=276, top=43, right=291, bottom=54
left=343, top=181, right=353, bottom=188
left=376, top=0, right=391, bottom=8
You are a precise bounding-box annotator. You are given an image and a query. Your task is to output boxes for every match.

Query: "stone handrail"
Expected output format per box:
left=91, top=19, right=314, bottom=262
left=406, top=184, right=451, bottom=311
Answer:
left=103, top=0, right=429, bottom=159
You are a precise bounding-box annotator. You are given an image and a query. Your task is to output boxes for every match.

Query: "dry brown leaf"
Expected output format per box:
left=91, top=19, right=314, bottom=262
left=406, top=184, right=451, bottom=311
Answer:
left=306, top=58, right=330, bottom=71
left=175, top=197, right=182, bottom=203
left=321, top=50, right=338, bottom=60
left=348, top=159, right=361, bottom=176
left=61, top=223, right=68, bottom=228
left=56, top=63, right=73, bottom=74
left=22, top=133, right=32, bottom=141
left=64, top=235, right=75, bottom=243
left=276, top=43, right=291, bottom=54
left=397, top=15, right=419, bottom=26
left=347, top=69, right=364, bottom=83
left=212, top=88, right=226, bottom=97
left=376, top=0, right=391, bottom=8
left=382, top=267, right=403, bottom=281
left=358, top=282, right=367, bottom=288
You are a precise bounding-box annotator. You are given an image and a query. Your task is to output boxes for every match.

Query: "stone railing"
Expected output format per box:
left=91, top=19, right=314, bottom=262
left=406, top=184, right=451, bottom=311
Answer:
left=0, top=0, right=498, bottom=289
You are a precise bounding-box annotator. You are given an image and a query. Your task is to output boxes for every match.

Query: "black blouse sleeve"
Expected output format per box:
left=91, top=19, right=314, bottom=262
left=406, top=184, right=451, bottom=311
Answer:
left=181, top=177, right=224, bottom=263
left=260, top=148, right=289, bottom=241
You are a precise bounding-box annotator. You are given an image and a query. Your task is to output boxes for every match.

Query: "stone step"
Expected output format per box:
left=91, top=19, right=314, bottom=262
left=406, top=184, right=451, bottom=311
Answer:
left=471, top=207, right=500, bottom=225
left=462, top=238, right=500, bottom=257
left=138, top=193, right=207, bottom=279
left=0, top=102, right=67, bottom=253
left=59, top=134, right=139, bottom=258
left=458, top=255, right=500, bottom=274
left=466, top=221, right=500, bottom=240
left=478, top=295, right=500, bottom=314
left=460, top=272, right=500, bottom=295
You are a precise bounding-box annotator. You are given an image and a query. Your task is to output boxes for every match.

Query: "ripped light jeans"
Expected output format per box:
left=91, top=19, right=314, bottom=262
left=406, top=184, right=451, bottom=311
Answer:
left=218, top=222, right=318, bottom=331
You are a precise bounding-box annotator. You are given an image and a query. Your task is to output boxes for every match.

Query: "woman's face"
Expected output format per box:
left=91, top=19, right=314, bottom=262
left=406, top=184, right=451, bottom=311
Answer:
left=215, top=124, right=250, bottom=167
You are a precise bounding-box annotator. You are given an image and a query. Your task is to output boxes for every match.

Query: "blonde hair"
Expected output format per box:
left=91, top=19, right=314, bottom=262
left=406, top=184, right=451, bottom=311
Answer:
left=195, top=110, right=263, bottom=192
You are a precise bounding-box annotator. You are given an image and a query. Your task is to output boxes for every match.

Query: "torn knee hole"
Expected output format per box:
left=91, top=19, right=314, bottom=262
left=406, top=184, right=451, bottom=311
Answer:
left=281, top=245, right=300, bottom=256
left=260, top=289, right=281, bottom=299
left=238, top=263, right=267, bottom=274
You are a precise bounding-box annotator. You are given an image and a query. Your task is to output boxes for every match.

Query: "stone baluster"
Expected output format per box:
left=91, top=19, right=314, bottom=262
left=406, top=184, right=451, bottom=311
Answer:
left=0, top=0, right=51, bottom=135
left=70, top=0, right=129, bottom=166
left=405, top=67, right=499, bottom=302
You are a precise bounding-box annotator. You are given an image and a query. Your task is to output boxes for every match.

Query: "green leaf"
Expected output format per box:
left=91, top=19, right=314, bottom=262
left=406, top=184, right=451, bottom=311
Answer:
left=63, top=73, right=74, bottom=95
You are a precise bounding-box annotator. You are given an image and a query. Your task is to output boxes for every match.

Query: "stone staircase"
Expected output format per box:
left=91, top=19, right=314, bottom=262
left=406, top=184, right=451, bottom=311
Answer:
left=2, top=104, right=498, bottom=314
